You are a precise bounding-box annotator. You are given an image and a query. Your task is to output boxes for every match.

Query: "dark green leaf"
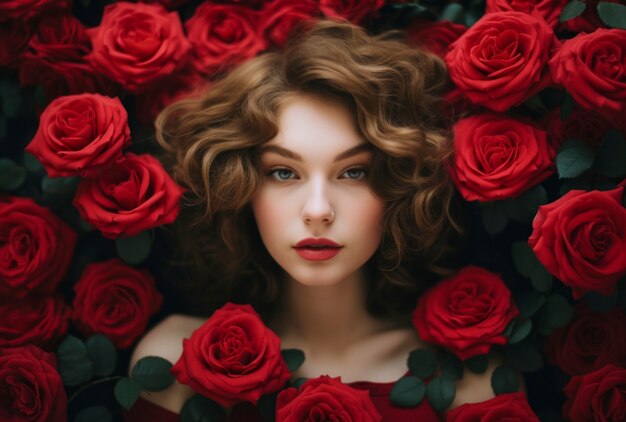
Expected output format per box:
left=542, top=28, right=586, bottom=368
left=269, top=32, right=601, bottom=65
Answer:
left=560, top=93, right=576, bottom=120
left=22, top=151, right=44, bottom=173
left=41, top=175, right=79, bottom=206
left=114, top=378, right=142, bottom=411
left=281, top=349, right=305, bottom=372
left=0, top=158, right=26, bottom=191
left=491, top=365, right=519, bottom=394
left=524, top=96, right=548, bottom=113
left=481, top=201, right=508, bottom=235
left=560, top=0, right=587, bottom=22
left=115, top=230, right=154, bottom=265
left=180, top=395, right=225, bottom=422
left=293, top=378, right=308, bottom=388
left=503, top=320, right=515, bottom=338
left=257, top=393, right=277, bottom=422
left=545, top=294, right=574, bottom=329
left=440, top=3, right=464, bottom=24
left=556, top=139, right=594, bottom=179
left=584, top=291, right=618, bottom=312
left=426, top=377, right=456, bottom=411
left=504, top=185, right=548, bottom=224
left=518, top=291, right=547, bottom=318
left=596, top=129, right=626, bottom=178
left=437, top=350, right=464, bottom=380
left=74, top=405, right=112, bottom=422
left=464, top=355, right=489, bottom=374
left=508, top=319, right=533, bottom=345
left=131, top=356, right=175, bottom=392
left=559, top=177, right=592, bottom=196
left=505, top=341, right=544, bottom=372
left=390, top=376, right=426, bottom=407
left=86, top=335, right=117, bottom=377
left=511, top=241, right=553, bottom=292
left=598, top=2, right=626, bottom=29
left=407, top=348, right=437, bottom=378
left=57, top=335, right=94, bottom=387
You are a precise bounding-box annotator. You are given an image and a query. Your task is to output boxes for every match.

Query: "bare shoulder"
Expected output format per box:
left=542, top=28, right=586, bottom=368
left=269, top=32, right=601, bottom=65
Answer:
left=129, top=314, right=207, bottom=413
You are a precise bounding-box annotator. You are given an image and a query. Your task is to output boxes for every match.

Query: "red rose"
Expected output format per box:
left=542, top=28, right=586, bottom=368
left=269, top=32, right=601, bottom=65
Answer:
left=446, top=392, right=539, bottom=421
left=0, top=295, right=71, bottom=351
left=72, top=153, right=185, bottom=238
left=171, top=303, right=291, bottom=407
left=545, top=304, right=626, bottom=376
left=448, top=113, right=554, bottom=202
left=544, top=106, right=615, bottom=151
left=0, top=345, right=67, bottom=422
left=406, top=19, right=467, bottom=58
left=0, top=20, right=33, bottom=68
left=563, top=364, right=626, bottom=421
left=0, top=0, right=70, bottom=22
left=88, top=2, right=192, bottom=93
left=412, top=266, right=519, bottom=360
left=185, top=2, right=266, bottom=76
left=528, top=187, right=626, bottom=299
left=445, top=11, right=558, bottom=112
left=550, top=29, right=626, bottom=119
left=260, top=0, right=319, bottom=48
left=0, top=196, right=76, bottom=298
left=26, top=93, right=131, bottom=178
left=72, top=259, right=162, bottom=349
left=276, top=375, right=382, bottom=422
left=485, top=0, right=567, bottom=28
left=319, top=0, right=385, bottom=24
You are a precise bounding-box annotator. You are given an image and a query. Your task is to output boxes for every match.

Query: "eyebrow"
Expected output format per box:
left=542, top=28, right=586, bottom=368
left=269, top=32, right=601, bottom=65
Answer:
left=259, top=143, right=373, bottom=163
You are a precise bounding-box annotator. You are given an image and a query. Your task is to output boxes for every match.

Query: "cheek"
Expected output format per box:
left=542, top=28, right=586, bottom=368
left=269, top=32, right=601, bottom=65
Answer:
left=251, top=191, right=285, bottom=242
left=350, top=194, right=385, bottom=244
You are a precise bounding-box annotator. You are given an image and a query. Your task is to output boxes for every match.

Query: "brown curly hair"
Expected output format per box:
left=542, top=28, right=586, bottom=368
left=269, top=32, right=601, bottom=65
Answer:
left=155, top=19, right=463, bottom=320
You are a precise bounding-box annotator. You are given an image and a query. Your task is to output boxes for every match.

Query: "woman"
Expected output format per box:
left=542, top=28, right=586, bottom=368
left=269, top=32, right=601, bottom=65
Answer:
left=125, top=20, right=506, bottom=421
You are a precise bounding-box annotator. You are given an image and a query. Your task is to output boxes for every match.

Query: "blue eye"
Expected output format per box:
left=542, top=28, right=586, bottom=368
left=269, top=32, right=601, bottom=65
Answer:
left=269, top=168, right=296, bottom=181
left=342, top=168, right=367, bottom=180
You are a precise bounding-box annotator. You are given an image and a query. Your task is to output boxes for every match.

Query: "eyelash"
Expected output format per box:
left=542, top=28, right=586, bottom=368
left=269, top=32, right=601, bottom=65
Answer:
left=266, top=167, right=368, bottom=182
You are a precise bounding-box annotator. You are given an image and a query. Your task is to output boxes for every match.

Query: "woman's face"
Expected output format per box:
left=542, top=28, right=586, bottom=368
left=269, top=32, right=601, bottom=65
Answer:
left=251, top=94, right=385, bottom=287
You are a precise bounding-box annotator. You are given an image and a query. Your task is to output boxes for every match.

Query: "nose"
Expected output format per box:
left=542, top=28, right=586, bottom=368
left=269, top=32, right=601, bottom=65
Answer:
left=301, top=177, right=335, bottom=224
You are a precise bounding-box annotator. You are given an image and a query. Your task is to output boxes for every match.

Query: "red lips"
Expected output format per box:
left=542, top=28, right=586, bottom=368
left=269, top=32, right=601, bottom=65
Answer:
left=294, top=238, right=341, bottom=248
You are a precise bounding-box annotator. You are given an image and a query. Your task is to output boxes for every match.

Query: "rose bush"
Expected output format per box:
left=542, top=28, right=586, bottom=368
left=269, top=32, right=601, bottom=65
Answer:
left=171, top=303, right=291, bottom=407
left=412, top=266, right=519, bottom=360
left=72, top=259, right=163, bottom=349
left=528, top=187, right=626, bottom=299
left=0, top=0, right=70, bottom=22
left=446, top=392, right=539, bottom=421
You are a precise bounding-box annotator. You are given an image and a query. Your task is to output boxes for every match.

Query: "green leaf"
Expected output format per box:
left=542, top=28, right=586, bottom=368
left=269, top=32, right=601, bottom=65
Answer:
left=464, top=355, right=489, bottom=374
left=257, top=393, right=277, bottom=422
left=390, top=376, right=426, bottom=407
left=180, top=395, right=225, bottom=422
left=41, top=176, right=79, bottom=210
left=131, top=356, right=175, bottom=392
left=437, top=349, right=464, bottom=380
left=504, top=341, right=544, bottom=372
left=426, top=377, right=456, bottom=411
left=281, top=349, right=305, bottom=372
left=560, top=0, right=587, bottom=22
left=504, top=185, right=548, bottom=224
left=114, top=378, right=142, bottom=411
left=481, top=201, right=508, bottom=235
left=56, top=335, right=94, bottom=387
left=407, top=348, right=437, bottom=378
left=503, top=320, right=515, bottom=338
left=74, top=405, right=112, bottom=422
left=491, top=365, right=519, bottom=394
left=0, top=158, right=26, bottom=191
left=293, top=377, right=308, bottom=388
left=597, top=129, right=626, bottom=178
left=598, top=2, right=626, bottom=29
left=508, top=319, right=533, bottom=345
left=556, top=139, right=594, bottom=179
left=560, top=93, right=576, bottom=120
left=518, top=291, right=547, bottom=318
left=511, top=241, right=553, bottom=292
left=115, top=230, right=154, bottom=265
left=22, top=151, right=44, bottom=173
left=584, top=291, right=618, bottom=312
left=86, top=335, right=117, bottom=377
left=545, top=294, right=574, bottom=329
left=440, top=3, right=465, bottom=24
left=524, top=95, right=548, bottom=113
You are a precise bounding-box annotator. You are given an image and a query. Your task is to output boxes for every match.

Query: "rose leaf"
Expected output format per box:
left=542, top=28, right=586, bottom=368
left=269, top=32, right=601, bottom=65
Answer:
left=258, top=392, right=278, bottom=422
left=504, top=341, right=544, bottom=372
left=544, top=294, right=574, bottom=329
left=437, top=349, right=464, bottom=380
left=114, top=378, right=142, bottom=411
left=22, top=151, right=44, bottom=173
left=426, top=377, right=456, bottom=411
left=464, top=355, right=489, bottom=374
left=597, top=129, right=626, bottom=178
left=390, top=376, right=426, bottom=407
left=57, top=335, right=94, bottom=387
left=560, top=93, right=576, bottom=120
left=281, top=348, right=305, bottom=372
left=517, top=291, right=547, bottom=318
left=504, top=185, right=548, bottom=224
left=556, top=139, right=595, bottom=179
left=491, top=365, right=519, bottom=394
left=480, top=201, right=508, bottom=235
left=180, top=395, right=225, bottom=422
left=86, top=334, right=118, bottom=378
left=559, top=0, right=587, bottom=22
left=440, top=3, right=465, bottom=24
left=584, top=291, right=618, bottom=313
left=74, top=405, right=112, bottom=422
left=0, top=158, right=26, bottom=191
left=115, top=230, right=154, bottom=265
left=408, top=348, right=437, bottom=378
left=598, top=2, right=626, bottom=29
left=508, top=318, right=533, bottom=345
left=131, top=356, right=175, bottom=391
left=511, top=241, right=553, bottom=292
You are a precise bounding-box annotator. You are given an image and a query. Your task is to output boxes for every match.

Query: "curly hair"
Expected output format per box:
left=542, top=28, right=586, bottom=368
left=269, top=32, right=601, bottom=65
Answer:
left=155, top=19, right=463, bottom=320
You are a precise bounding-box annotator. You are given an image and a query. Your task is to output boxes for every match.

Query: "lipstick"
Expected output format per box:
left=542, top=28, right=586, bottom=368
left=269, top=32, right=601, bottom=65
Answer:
left=293, top=238, right=343, bottom=261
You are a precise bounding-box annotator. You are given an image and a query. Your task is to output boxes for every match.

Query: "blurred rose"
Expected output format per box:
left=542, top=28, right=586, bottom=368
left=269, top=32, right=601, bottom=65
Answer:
left=0, top=345, right=67, bottom=422
left=0, top=295, right=71, bottom=351
left=529, top=187, right=626, bottom=299
left=448, top=113, right=554, bottom=202
left=406, top=19, right=467, bottom=58
left=0, top=21, right=33, bottom=68
left=89, top=1, right=192, bottom=93
left=544, top=105, right=614, bottom=151
left=139, top=0, right=191, bottom=9
left=26, top=93, right=131, bottom=178
left=186, top=2, right=266, bottom=76
left=0, top=196, right=76, bottom=298
left=260, top=0, right=319, bottom=47
left=545, top=304, right=626, bottom=376
left=0, top=0, right=70, bottom=22
left=445, top=11, right=558, bottom=112
left=319, top=0, right=385, bottom=24
left=412, top=266, right=519, bottom=360
left=73, top=153, right=185, bottom=238
left=72, top=259, right=162, bottom=349
left=485, top=0, right=567, bottom=28
left=550, top=29, right=626, bottom=119
left=447, top=392, right=539, bottom=421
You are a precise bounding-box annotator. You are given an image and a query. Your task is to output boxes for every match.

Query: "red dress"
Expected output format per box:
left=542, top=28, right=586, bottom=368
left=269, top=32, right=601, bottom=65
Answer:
left=122, top=376, right=442, bottom=421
